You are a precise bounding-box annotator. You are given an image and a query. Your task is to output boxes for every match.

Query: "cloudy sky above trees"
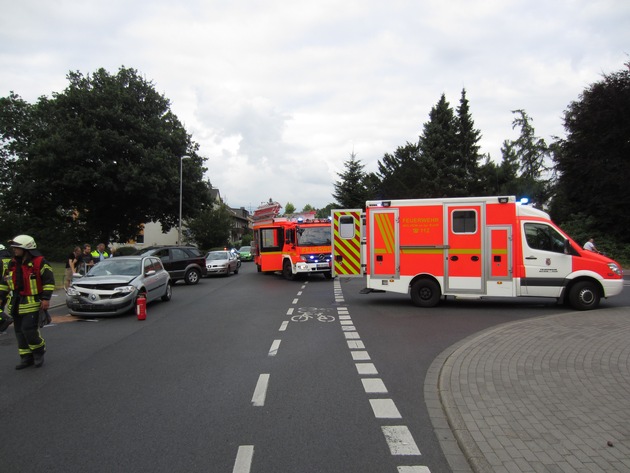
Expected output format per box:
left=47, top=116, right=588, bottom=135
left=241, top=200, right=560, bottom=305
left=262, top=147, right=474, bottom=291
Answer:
left=1, top=0, right=628, bottom=211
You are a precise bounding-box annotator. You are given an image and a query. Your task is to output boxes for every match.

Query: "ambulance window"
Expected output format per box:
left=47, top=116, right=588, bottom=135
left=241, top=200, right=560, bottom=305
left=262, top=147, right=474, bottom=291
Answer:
left=452, top=210, right=477, bottom=234
left=524, top=223, right=566, bottom=253
left=260, top=228, right=282, bottom=252
left=339, top=216, right=356, bottom=239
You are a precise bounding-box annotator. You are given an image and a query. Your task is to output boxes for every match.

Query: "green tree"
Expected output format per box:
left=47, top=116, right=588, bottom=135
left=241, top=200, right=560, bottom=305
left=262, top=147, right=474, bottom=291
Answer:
left=455, top=89, right=483, bottom=194
left=302, top=204, right=315, bottom=212
left=0, top=67, right=210, bottom=247
left=332, top=152, right=370, bottom=208
left=502, top=110, right=551, bottom=205
left=377, top=142, right=438, bottom=199
left=419, top=94, right=461, bottom=196
left=316, top=203, right=337, bottom=218
left=551, top=62, right=630, bottom=243
left=284, top=202, right=296, bottom=215
left=186, top=201, right=233, bottom=250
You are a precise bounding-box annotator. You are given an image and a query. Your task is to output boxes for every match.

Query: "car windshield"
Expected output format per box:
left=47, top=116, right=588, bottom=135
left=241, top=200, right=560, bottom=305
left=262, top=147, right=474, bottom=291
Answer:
left=207, top=251, right=229, bottom=260
left=87, top=259, right=142, bottom=277
left=297, top=226, right=331, bottom=246
left=239, top=246, right=251, bottom=252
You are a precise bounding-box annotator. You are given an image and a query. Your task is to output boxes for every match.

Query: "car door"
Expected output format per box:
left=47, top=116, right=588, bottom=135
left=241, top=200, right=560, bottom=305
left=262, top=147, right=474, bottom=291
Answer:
left=142, top=257, right=160, bottom=301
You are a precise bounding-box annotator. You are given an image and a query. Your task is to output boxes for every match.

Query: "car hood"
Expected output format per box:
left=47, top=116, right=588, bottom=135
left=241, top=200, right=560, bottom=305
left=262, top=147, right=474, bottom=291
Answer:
left=75, top=275, right=138, bottom=286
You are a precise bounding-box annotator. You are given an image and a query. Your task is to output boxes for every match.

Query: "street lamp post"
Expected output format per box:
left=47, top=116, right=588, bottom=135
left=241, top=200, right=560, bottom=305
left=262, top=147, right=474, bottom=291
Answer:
left=179, top=155, right=191, bottom=245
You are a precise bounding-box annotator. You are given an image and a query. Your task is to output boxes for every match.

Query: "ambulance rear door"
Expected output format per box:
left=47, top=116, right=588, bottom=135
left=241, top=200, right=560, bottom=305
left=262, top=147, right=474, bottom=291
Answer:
left=331, top=209, right=363, bottom=277
left=369, top=208, right=399, bottom=279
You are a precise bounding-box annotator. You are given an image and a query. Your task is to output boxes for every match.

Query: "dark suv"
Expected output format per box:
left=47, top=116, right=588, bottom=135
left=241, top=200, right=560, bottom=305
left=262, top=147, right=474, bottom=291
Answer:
left=136, top=246, right=207, bottom=285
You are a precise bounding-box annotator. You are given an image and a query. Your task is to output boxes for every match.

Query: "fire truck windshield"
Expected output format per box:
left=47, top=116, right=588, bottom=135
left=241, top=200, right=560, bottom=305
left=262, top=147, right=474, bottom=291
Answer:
left=296, top=226, right=331, bottom=246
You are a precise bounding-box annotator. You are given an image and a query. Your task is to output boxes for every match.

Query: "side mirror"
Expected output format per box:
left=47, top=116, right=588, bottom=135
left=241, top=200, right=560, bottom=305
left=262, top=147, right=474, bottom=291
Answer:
left=145, top=269, right=156, bottom=277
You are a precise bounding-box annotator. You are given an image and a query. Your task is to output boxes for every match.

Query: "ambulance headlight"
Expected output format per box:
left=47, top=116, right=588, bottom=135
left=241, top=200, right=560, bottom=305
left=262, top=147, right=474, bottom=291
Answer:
left=607, top=263, right=622, bottom=276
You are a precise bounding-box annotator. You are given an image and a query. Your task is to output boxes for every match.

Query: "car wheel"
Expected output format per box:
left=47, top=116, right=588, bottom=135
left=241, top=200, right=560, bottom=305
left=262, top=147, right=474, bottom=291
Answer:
left=234, top=266, right=239, bottom=275
left=410, top=279, right=441, bottom=307
left=161, top=283, right=172, bottom=302
left=568, top=281, right=600, bottom=310
left=184, top=268, right=200, bottom=285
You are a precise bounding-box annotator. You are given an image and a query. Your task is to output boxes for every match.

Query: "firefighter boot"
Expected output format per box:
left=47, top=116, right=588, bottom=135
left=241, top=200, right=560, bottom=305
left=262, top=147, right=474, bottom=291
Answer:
left=33, top=350, right=45, bottom=368
left=15, top=356, right=34, bottom=370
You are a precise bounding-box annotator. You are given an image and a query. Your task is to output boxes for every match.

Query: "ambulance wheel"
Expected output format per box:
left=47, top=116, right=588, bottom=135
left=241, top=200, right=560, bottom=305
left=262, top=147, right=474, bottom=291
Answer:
left=410, top=279, right=441, bottom=307
left=324, top=271, right=332, bottom=279
left=283, top=260, right=294, bottom=281
left=568, top=281, right=600, bottom=310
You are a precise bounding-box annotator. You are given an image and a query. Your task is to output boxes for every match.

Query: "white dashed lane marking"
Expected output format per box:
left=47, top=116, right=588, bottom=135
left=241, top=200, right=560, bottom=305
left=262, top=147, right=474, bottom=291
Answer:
left=268, top=339, right=281, bottom=357
left=382, top=426, right=422, bottom=455
left=334, top=279, right=429, bottom=471
left=232, top=445, right=254, bottom=473
left=251, top=374, right=270, bottom=407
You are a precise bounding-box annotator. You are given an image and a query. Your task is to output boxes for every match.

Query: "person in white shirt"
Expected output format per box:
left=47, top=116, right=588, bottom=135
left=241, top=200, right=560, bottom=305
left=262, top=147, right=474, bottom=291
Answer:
left=583, top=238, right=600, bottom=253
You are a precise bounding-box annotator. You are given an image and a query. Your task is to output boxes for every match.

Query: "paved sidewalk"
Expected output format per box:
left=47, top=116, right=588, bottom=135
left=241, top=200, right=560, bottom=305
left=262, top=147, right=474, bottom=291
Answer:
left=428, top=308, right=630, bottom=473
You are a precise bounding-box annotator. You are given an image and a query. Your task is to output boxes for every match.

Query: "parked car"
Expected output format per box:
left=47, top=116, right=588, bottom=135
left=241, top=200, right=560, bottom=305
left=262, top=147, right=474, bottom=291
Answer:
left=66, top=256, right=172, bottom=317
left=136, top=246, right=207, bottom=284
left=238, top=245, right=253, bottom=262
left=205, top=250, right=240, bottom=276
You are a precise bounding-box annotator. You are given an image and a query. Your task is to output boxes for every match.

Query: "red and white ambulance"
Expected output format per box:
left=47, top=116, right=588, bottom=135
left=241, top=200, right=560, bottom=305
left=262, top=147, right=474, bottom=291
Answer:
left=332, top=196, right=624, bottom=310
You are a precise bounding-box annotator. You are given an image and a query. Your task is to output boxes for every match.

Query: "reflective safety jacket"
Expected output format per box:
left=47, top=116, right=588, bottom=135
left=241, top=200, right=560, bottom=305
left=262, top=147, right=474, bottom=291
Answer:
left=91, top=250, right=110, bottom=262
left=0, top=255, right=55, bottom=316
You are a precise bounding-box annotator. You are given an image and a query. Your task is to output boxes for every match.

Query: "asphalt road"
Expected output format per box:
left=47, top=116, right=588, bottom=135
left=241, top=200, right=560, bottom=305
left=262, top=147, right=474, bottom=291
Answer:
left=1, top=263, right=628, bottom=473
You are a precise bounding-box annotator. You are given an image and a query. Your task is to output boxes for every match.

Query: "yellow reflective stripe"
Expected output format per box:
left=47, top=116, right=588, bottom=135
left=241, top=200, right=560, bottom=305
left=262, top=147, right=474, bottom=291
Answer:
left=401, top=248, right=445, bottom=255
left=19, top=348, right=33, bottom=355
left=29, top=338, right=45, bottom=351
left=376, top=213, right=395, bottom=254
left=43, top=284, right=55, bottom=291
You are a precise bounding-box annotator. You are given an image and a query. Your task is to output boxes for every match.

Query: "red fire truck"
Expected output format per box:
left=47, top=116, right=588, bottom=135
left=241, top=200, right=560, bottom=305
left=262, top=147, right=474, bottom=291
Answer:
left=252, top=203, right=332, bottom=280
left=332, top=196, right=624, bottom=310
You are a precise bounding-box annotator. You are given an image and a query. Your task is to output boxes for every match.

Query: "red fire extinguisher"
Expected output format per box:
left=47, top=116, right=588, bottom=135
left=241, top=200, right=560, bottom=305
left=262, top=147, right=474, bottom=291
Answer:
left=136, top=294, right=147, bottom=320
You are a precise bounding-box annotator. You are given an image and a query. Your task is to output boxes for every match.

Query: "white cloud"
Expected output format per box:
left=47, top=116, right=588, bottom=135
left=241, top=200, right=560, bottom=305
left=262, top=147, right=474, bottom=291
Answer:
left=1, top=0, right=628, bottom=211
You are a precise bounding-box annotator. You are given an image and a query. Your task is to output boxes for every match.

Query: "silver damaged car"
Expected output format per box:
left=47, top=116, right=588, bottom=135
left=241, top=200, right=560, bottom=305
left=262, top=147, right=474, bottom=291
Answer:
left=66, top=256, right=172, bottom=317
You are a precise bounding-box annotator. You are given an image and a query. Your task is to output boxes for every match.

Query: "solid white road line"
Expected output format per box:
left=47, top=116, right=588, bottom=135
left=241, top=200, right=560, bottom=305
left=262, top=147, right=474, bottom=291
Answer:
left=369, top=399, right=402, bottom=419
left=251, top=374, right=270, bottom=407
left=232, top=445, right=254, bottom=473
left=268, top=339, right=281, bottom=356
left=382, top=426, right=421, bottom=455
left=397, top=467, right=430, bottom=473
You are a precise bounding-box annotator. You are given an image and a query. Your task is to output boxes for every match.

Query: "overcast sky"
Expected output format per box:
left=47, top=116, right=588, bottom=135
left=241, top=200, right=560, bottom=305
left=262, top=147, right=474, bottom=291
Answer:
left=1, top=0, right=628, bottom=212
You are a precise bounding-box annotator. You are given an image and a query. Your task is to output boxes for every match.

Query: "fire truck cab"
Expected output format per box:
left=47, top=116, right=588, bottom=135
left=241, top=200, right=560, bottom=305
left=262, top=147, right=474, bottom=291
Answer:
left=253, top=217, right=333, bottom=280
left=332, top=196, right=624, bottom=310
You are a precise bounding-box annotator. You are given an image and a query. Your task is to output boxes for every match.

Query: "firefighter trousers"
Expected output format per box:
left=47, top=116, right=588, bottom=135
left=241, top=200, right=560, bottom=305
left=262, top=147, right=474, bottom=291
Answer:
left=12, top=311, right=46, bottom=359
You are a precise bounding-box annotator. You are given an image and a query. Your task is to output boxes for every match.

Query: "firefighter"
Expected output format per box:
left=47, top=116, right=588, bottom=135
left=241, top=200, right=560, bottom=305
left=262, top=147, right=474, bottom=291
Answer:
left=0, top=244, right=13, bottom=331
left=0, top=235, right=55, bottom=369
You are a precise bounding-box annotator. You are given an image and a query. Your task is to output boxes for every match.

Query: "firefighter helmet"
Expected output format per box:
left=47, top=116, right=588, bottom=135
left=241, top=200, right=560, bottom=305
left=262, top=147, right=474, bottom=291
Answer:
left=9, top=235, right=37, bottom=250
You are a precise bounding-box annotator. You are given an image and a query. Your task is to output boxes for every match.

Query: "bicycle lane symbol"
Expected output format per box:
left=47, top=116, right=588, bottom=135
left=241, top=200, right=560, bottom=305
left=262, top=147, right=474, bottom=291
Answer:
left=290, top=307, right=336, bottom=323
